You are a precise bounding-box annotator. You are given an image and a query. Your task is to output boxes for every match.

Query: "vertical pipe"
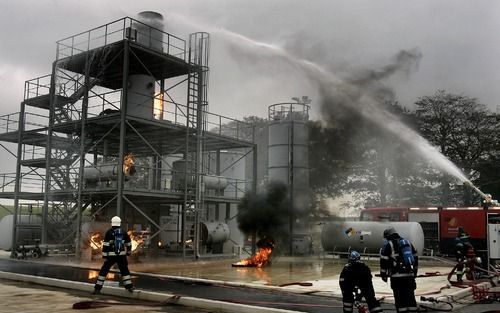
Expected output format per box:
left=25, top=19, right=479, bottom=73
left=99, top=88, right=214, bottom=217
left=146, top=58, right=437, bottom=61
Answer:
left=10, top=102, right=26, bottom=257
left=42, top=61, right=58, bottom=246
left=289, top=115, right=294, bottom=256
left=117, top=40, right=130, bottom=216
left=193, top=65, right=204, bottom=260
left=75, top=46, right=91, bottom=259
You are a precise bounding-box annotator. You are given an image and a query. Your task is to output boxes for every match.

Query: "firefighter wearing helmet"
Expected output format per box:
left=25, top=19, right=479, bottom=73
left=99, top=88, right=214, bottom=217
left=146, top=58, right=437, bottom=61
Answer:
left=454, top=227, right=476, bottom=282
left=339, top=250, right=383, bottom=313
left=380, top=227, right=418, bottom=313
left=92, top=216, right=134, bottom=294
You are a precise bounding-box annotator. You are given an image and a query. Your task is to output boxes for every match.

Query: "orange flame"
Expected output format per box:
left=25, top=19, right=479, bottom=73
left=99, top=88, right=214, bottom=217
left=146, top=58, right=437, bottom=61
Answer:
left=123, top=153, right=136, bottom=176
left=90, top=233, right=103, bottom=251
left=232, top=246, right=273, bottom=268
left=154, top=93, right=164, bottom=120
left=127, top=230, right=144, bottom=252
left=89, top=230, right=143, bottom=253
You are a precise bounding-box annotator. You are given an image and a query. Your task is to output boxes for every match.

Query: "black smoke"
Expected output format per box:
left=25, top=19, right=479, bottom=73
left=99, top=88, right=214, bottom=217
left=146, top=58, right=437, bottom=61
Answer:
left=237, top=181, right=290, bottom=246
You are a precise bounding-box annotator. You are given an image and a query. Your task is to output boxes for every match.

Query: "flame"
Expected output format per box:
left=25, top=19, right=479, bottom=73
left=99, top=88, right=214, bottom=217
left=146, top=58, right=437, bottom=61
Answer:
left=90, top=233, right=103, bottom=251
left=232, top=246, right=273, bottom=268
left=88, top=271, right=116, bottom=280
left=123, top=153, right=136, bottom=176
left=153, top=93, right=164, bottom=120
left=127, top=230, right=144, bottom=252
left=88, top=229, right=143, bottom=253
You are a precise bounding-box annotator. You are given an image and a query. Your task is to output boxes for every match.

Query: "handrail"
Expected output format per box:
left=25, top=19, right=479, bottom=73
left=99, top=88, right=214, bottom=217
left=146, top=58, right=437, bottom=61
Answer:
left=55, top=17, right=187, bottom=61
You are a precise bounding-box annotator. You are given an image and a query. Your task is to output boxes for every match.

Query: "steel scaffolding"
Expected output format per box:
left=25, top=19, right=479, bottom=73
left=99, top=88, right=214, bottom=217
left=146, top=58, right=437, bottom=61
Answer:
left=0, top=17, right=256, bottom=259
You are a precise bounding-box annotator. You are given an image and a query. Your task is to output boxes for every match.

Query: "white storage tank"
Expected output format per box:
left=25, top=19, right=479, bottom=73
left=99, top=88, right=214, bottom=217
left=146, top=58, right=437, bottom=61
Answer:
left=0, top=215, right=42, bottom=250
left=127, top=74, right=155, bottom=119
left=199, top=221, right=230, bottom=244
left=171, top=159, right=228, bottom=192
left=206, top=150, right=246, bottom=198
left=321, top=221, right=425, bottom=255
left=267, top=101, right=310, bottom=211
left=134, top=11, right=164, bottom=51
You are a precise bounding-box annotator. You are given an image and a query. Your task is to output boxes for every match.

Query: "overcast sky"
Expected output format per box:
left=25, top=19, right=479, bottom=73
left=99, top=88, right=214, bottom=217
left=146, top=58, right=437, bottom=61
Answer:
left=0, top=0, right=499, bottom=121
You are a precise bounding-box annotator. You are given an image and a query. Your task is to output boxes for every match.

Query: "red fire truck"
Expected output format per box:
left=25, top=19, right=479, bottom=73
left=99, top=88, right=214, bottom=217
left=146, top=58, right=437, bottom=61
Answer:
left=360, top=206, right=500, bottom=256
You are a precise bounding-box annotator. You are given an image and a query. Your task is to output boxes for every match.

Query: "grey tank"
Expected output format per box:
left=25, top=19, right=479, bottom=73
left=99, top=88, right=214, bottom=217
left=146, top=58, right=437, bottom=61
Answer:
left=321, top=221, right=424, bottom=255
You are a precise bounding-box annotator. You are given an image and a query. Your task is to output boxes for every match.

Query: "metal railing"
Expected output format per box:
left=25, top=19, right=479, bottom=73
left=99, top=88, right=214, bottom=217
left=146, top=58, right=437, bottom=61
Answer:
left=24, top=74, right=51, bottom=100
left=0, top=172, right=45, bottom=193
left=157, top=99, right=254, bottom=143
left=56, top=17, right=186, bottom=61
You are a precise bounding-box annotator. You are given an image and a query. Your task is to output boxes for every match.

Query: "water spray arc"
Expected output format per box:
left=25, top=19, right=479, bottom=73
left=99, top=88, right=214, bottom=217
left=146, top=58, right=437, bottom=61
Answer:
left=167, top=13, right=471, bottom=186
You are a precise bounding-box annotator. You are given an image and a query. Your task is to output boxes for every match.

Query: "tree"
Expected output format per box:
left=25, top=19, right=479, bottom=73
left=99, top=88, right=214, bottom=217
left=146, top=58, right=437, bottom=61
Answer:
left=415, top=90, right=500, bottom=205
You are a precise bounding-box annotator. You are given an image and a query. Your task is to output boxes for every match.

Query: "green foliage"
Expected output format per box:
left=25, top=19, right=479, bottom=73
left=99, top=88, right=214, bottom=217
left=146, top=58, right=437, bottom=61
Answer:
left=415, top=90, right=500, bottom=205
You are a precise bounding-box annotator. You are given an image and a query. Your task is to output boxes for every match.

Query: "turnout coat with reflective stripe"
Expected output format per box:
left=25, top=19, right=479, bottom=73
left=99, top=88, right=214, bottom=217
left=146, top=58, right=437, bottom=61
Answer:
left=101, top=227, right=132, bottom=257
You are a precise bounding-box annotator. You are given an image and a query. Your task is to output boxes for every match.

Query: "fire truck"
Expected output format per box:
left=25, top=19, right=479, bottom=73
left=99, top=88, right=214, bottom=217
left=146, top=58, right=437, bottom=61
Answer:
left=360, top=206, right=500, bottom=257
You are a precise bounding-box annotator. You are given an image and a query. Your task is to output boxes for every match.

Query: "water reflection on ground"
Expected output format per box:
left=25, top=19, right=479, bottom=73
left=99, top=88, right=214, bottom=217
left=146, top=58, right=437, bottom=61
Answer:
left=130, top=256, right=367, bottom=286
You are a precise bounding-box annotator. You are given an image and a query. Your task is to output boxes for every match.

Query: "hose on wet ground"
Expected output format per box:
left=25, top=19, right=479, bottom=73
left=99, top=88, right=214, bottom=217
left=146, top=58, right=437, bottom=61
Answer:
left=72, top=295, right=181, bottom=310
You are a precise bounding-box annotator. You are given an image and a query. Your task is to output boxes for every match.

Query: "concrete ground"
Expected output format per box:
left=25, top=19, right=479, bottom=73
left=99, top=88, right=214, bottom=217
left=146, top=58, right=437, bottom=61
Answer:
left=1, top=251, right=498, bottom=313
left=0, top=278, right=210, bottom=313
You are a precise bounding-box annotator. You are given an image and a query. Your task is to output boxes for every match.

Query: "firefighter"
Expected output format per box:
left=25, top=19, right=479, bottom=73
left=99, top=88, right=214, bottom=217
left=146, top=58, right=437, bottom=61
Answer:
left=340, top=250, right=383, bottom=313
left=92, top=216, right=134, bottom=294
left=380, top=227, right=418, bottom=313
left=454, top=230, right=476, bottom=282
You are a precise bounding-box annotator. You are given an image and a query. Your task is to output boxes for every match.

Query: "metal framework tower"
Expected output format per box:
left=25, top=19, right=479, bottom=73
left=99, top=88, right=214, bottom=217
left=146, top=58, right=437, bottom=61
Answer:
left=0, top=16, right=255, bottom=259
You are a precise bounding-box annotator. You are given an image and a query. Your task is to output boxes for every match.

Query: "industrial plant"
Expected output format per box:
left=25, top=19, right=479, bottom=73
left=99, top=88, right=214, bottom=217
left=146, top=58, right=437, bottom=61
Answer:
left=0, top=11, right=499, bottom=313
left=0, top=12, right=262, bottom=259
left=0, top=10, right=322, bottom=262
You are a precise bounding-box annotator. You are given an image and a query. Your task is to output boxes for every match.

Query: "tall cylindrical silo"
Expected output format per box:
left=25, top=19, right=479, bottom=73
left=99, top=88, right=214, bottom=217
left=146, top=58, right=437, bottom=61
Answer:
left=267, top=101, right=310, bottom=211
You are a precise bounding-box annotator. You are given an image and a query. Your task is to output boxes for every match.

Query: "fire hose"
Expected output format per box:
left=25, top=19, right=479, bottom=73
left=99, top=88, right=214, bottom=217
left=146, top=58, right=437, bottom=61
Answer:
left=418, top=296, right=453, bottom=312
left=72, top=295, right=181, bottom=310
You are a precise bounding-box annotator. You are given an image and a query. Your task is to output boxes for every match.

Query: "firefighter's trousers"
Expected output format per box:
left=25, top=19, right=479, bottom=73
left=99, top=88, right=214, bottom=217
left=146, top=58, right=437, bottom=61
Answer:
left=94, top=255, right=133, bottom=290
left=390, top=275, right=417, bottom=313
left=340, top=283, right=383, bottom=313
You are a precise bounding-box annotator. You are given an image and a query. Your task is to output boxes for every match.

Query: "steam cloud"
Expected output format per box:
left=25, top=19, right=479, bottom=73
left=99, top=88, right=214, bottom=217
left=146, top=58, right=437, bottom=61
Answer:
left=218, top=29, right=467, bottom=182
left=167, top=13, right=468, bottom=182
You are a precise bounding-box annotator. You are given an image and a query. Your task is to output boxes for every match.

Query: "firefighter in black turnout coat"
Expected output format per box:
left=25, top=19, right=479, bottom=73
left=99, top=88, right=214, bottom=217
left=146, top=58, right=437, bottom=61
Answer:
left=340, top=250, right=383, bottom=313
left=380, top=227, right=418, bottom=313
left=92, top=216, right=134, bottom=294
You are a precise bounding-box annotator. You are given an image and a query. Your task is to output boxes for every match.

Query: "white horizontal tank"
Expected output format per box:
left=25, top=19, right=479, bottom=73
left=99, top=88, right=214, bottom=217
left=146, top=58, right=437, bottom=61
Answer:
left=321, top=221, right=424, bottom=255
left=0, top=215, right=42, bottom=250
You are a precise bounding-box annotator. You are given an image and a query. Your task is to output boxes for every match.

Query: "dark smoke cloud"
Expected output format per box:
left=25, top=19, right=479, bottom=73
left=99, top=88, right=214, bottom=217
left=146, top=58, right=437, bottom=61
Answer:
left=237, top=181, right=290, bottom=240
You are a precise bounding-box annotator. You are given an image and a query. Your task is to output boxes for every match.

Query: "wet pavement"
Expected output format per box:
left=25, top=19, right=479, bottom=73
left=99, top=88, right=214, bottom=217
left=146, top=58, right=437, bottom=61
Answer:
left=0, top=257, right=345, bottom=312
left=0, top=252, right=498, bottom=313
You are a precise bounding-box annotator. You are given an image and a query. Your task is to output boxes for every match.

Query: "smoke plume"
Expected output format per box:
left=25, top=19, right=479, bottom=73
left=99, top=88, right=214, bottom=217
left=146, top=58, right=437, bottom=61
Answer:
left=237, top=181, right=290, bottom=242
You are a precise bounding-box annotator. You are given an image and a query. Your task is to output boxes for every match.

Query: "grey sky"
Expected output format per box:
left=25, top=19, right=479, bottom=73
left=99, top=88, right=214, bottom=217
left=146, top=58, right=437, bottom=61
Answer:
left=0, top=0, right=499, bottom=120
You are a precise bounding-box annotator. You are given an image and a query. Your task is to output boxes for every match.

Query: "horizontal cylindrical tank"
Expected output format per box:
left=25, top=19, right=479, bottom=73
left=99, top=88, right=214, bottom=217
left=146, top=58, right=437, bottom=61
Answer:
left=199, top=222, right=230, bottom=245
left=321, top=221, right=424, bottom=255
left=0, top=215, right=42, bottom=250
left=83, top=164, right=135, bottom=182
left=171, top=159, right=228, bottom=191
left=203, top=175, right=228, bottom=191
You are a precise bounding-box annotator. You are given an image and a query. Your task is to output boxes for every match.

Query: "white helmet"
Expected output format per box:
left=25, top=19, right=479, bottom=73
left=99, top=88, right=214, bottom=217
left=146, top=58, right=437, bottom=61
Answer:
left=111, top=216, right=121, bottom=227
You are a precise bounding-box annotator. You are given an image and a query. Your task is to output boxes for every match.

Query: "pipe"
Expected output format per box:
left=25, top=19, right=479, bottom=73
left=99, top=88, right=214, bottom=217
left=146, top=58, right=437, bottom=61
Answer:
left=463, top=180, right=498, bottom=205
